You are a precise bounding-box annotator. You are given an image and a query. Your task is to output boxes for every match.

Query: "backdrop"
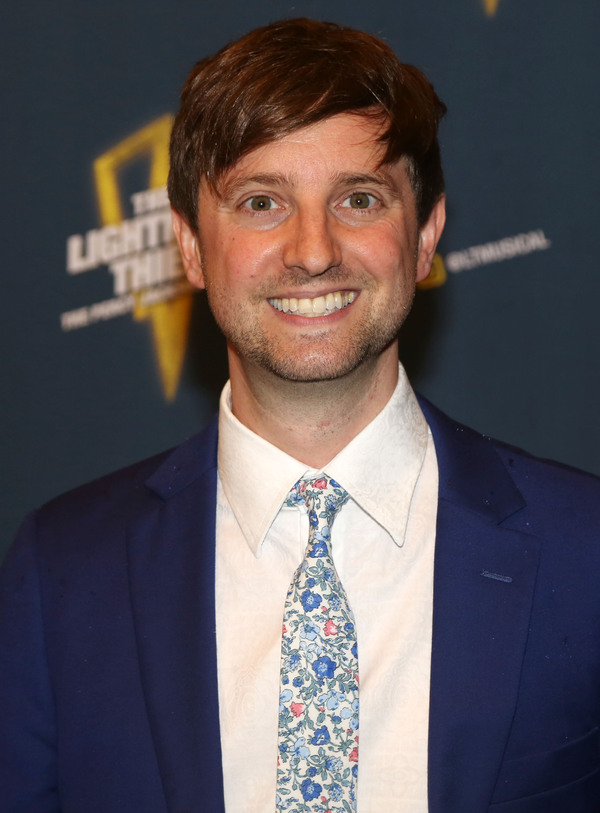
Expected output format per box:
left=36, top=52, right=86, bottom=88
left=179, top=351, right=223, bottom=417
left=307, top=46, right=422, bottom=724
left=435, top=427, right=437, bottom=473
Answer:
left=2, top=0, right=599, bottom=559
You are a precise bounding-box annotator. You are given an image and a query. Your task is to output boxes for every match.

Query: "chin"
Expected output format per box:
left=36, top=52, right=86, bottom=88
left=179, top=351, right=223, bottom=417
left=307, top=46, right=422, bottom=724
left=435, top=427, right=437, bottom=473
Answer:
left=249, top=338, right=397, bottom=384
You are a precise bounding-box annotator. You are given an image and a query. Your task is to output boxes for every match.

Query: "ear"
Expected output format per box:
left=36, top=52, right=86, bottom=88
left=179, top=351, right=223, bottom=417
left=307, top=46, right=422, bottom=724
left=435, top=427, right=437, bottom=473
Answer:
left=416, top=195, right=446, bottom=283
left=171, top=208, right=205, bottom=289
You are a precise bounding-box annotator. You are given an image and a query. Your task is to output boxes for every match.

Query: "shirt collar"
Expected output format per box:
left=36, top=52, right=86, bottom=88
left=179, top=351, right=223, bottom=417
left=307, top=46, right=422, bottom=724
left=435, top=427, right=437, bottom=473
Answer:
left=218, top=364, right=429, bottom=557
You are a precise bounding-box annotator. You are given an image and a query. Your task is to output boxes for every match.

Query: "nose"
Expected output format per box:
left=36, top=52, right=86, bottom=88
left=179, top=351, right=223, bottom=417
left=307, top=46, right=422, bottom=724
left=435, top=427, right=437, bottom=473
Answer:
left=282, top=210, right=342, bottom=276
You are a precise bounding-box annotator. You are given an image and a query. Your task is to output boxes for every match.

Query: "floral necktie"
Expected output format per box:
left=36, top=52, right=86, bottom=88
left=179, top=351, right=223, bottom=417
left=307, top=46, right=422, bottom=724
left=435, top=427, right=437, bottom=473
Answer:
left=276, top=476, right=359, bottom=812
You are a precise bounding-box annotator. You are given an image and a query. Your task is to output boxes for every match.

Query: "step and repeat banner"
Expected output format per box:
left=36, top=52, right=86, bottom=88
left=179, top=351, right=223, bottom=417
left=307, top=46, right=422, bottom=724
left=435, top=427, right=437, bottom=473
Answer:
left=2, top=0, right=599, bottom=558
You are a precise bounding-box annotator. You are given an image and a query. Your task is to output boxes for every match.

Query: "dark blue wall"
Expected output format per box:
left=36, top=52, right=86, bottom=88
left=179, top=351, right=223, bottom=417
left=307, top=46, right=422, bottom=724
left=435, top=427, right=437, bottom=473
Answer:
left=2, top=1, right=599, bottom=557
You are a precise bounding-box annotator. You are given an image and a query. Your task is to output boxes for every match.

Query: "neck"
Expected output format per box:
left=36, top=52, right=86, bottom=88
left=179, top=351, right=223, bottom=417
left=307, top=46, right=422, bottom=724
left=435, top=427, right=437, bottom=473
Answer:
left=227, top=344, right=399, bottom=468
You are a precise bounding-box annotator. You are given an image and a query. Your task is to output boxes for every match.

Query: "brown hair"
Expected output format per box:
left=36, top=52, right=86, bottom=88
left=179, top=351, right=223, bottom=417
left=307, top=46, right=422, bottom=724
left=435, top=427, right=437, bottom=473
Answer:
left=168, top=18, right=446, bottom=228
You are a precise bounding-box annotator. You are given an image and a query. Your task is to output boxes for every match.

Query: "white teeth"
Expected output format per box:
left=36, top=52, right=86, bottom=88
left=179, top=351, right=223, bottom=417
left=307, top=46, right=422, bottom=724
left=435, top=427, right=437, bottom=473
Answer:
left=268, top=290, right=357, bottom=317
left=312, top=296, right=326, bottom=314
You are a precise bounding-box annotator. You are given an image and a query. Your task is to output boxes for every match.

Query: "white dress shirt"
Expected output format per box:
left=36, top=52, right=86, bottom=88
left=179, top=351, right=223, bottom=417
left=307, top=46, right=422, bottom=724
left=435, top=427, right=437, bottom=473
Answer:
left=216, top=364, right=438, bottom=811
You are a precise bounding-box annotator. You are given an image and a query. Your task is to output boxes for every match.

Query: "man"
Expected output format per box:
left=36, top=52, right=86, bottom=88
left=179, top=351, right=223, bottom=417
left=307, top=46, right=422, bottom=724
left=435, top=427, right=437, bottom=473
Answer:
left=1, top=17, right=599, bottom=813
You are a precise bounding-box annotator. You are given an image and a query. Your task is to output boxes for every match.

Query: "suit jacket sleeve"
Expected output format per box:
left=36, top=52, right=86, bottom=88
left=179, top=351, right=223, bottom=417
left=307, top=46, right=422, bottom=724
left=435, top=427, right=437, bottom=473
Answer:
left=0, top=512, right=60, bottom=812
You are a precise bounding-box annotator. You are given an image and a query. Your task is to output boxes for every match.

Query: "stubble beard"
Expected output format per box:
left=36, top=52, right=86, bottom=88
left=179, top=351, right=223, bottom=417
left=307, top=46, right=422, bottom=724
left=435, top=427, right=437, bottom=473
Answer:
left=203, top=265, right=417, bottom=384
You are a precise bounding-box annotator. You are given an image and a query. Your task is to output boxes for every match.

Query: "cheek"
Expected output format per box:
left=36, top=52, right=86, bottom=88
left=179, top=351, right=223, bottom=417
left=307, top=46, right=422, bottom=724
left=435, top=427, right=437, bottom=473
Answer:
left=229, top=234, right=282, bottom=283
left=350, top=231, right=415, bottom=283
left=381, top=228, right=419, bottom=277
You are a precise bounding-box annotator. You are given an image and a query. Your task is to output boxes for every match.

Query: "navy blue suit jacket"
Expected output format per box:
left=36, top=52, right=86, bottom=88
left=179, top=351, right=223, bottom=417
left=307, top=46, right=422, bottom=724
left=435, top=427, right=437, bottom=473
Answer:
left=1, top=398, right=600, bottom=812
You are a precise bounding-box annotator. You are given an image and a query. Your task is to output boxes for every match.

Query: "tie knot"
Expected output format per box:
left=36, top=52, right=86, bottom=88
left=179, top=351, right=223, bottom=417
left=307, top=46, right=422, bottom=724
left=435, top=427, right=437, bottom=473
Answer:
left=286, top=475, right=349, bottom=528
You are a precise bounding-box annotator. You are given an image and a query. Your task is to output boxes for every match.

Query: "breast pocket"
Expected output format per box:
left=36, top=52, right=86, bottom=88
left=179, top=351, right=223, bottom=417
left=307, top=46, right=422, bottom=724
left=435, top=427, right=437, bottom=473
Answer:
left=489, top=727, right=600, bottom=811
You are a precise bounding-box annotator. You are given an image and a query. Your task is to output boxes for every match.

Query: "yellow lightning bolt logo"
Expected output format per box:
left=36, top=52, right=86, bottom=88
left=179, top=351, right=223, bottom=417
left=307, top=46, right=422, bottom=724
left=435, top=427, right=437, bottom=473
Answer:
left=417, top=253, right=447, bottom=291
left=484, top=0, right=501, bottom=16
left=93, top=115, right=193, bottom=401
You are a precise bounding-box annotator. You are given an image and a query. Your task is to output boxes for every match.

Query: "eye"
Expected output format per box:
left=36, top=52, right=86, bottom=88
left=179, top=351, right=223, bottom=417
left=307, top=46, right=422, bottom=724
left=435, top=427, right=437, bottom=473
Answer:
left=342, top=192, right=378, bottom=210
left=243, top=195, right=281, bottom=212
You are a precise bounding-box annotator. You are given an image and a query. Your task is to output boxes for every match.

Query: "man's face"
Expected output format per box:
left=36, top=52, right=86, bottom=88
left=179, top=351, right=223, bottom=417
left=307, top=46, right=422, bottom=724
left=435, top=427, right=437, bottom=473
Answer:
left=174, top=113, right=445, bottom=384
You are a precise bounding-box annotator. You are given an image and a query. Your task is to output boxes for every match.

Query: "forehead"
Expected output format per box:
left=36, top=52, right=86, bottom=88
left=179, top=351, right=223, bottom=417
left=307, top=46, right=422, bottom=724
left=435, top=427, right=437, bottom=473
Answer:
left=216, top=113, right=393, bottom=191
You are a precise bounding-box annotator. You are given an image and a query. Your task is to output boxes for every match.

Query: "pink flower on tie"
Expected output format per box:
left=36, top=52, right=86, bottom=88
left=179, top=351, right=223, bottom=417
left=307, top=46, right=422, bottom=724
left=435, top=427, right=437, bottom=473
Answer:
left=291, top=702, right=304, bottom=717
left=349, top=746, right=358, bottom=763
left=324, top=619, right=338, bottom=636
left=313, top=478, right=327, bottom=489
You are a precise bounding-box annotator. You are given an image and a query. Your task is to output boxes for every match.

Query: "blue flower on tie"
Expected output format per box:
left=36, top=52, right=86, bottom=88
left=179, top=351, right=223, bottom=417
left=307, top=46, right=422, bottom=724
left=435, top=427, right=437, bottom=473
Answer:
left=340, top=698, right=359, bottom=730
left=309, top=509, right=318, bottom=526
left=284, top=653, right=300, bottom=670
left=300, top=777, right=322, bottom=801
left=311, top=725, right=331, bottom=745
left=301, top=590, right=322, bottom=612
left=330, top=783, right=343, bottom=801
left=329, top=593, right=341, bottom=611
left=312, top=655, right=336, bottom=679
left=293, top=737, right=309, bottom=759
left=326, top=757, right=343, bottom=772
left=325, top=495, right=338, bottom=512
left=308, top=766, right=317, bottom=776
left=300, top=621, right=318, bottom=640
left=286, top=483, right=306, bottom=507
left=315, top=526, right=331, bottom=541
left=351, top=642, right=358, bottom=659
left=330, top=478, right=341, bottom=488
left=318, top=689, right=345, bottom=710
left=306, top=577, right=315, bottom=587
left=344, top=621, right=355, bottom=634
left=310, top=540, right=328, bottom=558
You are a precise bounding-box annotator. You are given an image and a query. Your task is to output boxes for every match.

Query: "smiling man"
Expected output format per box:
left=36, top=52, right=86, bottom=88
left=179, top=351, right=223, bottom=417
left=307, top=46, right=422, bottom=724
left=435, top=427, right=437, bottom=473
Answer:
left=2, top=17, right=600, bottom=813
left=173, top=111, right=444, bottom=465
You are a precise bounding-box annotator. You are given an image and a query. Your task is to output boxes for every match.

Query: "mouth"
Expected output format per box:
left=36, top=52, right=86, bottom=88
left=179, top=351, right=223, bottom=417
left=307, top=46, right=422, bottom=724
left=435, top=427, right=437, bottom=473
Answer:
left=267, top=290, right=356, bottom=318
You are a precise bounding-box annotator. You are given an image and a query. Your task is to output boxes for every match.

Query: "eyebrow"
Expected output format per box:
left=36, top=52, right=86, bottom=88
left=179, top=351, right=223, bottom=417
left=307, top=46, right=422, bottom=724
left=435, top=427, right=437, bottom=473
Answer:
left=217, top=173, right=292, bottom=201
left=331, top=171, right=404, bottom=199
left=217, top=168, right=404, bottom=202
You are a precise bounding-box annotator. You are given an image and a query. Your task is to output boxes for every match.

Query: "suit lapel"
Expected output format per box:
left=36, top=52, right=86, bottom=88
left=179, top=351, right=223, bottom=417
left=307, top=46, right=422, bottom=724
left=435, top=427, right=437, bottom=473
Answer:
left=127, top=419, right=225, bottom=813
left=419, top=398, right=541, bottom=812
left=124, top=398, right=543, bottom=811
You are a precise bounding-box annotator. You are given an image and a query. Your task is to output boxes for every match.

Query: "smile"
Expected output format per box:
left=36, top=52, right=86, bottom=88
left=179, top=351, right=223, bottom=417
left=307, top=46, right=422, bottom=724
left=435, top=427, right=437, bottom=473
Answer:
left=268, top=290, right=356, bottom=317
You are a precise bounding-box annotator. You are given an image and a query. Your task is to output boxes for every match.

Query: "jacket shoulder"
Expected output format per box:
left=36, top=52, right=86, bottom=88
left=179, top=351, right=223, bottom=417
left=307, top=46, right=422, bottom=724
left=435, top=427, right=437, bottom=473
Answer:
left=418, top=394, right=600, bottom=531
